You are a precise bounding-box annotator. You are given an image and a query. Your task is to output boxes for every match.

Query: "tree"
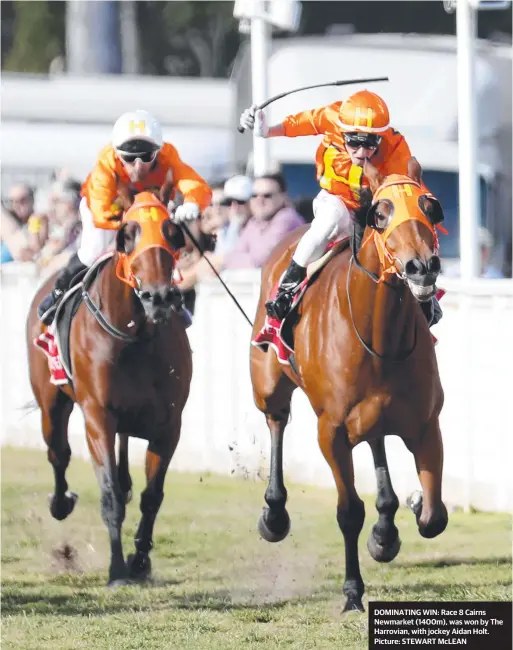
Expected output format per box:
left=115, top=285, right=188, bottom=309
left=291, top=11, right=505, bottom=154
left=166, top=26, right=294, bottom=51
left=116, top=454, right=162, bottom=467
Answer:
left=138, top=1, right=241, bottom=77
left=2, top=1, right=65, bottom=73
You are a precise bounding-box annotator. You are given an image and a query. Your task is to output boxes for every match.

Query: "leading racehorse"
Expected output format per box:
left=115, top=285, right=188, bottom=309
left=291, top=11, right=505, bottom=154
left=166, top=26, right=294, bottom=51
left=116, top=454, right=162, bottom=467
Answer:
left=250, top=157, right=448, bottom=611
left=26, top=181, right=193, bottom=585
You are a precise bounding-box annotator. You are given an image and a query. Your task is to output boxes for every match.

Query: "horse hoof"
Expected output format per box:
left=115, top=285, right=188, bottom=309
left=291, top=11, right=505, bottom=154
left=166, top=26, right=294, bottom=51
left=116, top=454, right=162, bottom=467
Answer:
left=367, top=532, right=401, bottom=563
left=258, top=508, right=291, bottom=543
left=407, top=490, right=423, bottom=517
left=127, top=553, right=152, bottom=581
left=343, top=598, right=365, bottom=613
left=48, top=491, right=78, bottom=521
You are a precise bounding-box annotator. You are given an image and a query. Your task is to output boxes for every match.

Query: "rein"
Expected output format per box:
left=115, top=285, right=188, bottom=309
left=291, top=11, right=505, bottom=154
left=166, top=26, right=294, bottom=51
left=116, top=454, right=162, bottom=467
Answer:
left=346, top=225, right=418, bottom=363
left=81, top=255, right=140, bottom=344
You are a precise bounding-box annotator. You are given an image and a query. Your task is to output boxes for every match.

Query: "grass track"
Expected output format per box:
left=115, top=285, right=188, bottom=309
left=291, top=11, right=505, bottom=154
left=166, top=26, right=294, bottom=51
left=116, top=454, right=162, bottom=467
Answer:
left=1, top=447, right=511, bottom=649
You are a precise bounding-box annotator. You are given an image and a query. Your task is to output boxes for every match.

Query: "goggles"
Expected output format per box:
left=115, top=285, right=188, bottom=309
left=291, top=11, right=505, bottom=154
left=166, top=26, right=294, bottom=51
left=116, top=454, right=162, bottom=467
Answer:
left=343, top=133, right=382, bottom=150
left=118, top=150, right=158, bottom=164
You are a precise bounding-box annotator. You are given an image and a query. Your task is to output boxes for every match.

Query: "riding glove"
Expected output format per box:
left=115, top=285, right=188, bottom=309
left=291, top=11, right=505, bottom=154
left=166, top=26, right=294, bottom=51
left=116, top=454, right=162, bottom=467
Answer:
left=239, top=105, right=269, bottom=137
left=174, top=202, right=200, bottom=223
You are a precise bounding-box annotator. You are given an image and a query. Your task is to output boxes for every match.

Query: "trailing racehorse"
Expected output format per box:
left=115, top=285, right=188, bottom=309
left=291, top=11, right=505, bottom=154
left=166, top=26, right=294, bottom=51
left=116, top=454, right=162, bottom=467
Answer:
left=27, top=182, right=192, bottom=585
left=250, top=157, right=448, bottom=611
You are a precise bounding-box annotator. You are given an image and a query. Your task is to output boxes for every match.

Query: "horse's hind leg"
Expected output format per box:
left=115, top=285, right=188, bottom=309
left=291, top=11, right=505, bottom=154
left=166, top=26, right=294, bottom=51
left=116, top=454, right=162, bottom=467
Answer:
left=40, top=387, right=77, bottom=520
left=117, top=435, right=132, bottom=504
left=318, top=416, right=365, bottom=612
left=127, top=433, right=178, bottom=581
left=367, top=437, right=401, bottom=563
left=406, top=418, right=448, bottom=539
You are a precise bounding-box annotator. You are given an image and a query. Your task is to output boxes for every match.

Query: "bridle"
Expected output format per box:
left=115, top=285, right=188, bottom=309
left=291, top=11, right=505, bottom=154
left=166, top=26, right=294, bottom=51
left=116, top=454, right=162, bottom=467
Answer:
left=346, top=177, right=442, bottom=363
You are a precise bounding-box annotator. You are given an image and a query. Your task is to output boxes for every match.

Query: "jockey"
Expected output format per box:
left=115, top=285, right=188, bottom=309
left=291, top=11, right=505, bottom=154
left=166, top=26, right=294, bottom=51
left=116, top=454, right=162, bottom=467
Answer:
left=239, top=90, right=442, bottom=326
left=38, top=109, right=212, bottom=326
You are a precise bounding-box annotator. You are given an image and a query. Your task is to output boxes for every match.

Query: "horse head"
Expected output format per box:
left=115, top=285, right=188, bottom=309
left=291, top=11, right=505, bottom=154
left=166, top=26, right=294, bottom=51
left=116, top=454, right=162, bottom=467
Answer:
left=115, top=178, right=185, bottom=324
left=362, top=157, right=444, bottom=302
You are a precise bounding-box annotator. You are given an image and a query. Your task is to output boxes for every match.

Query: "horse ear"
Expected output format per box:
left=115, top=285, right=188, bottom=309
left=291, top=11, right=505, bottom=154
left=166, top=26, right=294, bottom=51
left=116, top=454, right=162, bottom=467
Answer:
left=160, top=170, right=174, bottom=206
left=117, top=183, right=134, bottom=211
left=407, top=157, right=422, bottom=184
left=363, top=158, right=384, bottom=193
left=116, top=221, right=141, bottom=255
left=162, top=220, right=185, bottom=250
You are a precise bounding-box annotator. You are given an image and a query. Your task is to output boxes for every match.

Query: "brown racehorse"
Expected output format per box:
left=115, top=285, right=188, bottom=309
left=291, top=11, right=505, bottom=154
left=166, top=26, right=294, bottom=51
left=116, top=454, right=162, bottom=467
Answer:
left=250, top=158, right=448, bottom=612
left=26, top=182, right=192, bottom=585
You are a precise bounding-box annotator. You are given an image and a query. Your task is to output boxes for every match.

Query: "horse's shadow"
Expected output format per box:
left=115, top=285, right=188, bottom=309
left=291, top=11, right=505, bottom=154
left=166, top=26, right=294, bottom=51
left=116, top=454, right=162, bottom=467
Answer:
left=392, top=555, right=512, bottom=569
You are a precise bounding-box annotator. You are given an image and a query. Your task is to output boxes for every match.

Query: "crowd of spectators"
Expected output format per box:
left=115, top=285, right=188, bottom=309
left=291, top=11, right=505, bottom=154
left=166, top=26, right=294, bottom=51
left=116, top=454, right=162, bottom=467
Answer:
left=2, top=167, right=508, bottom=294
left=1, top=169, right=82, bottom=280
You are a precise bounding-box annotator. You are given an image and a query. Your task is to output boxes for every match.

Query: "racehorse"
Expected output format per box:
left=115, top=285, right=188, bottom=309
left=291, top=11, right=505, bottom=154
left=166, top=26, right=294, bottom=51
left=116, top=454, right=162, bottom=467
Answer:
left=250, top=157, right=448, bottom=612
left=26, top=180, right=193, bottom=585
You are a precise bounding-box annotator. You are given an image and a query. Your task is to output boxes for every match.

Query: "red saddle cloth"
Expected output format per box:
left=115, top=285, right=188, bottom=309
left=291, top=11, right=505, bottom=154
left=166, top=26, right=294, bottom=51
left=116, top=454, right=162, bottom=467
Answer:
left=252, top=277, right=446, bottom=366
left=34, top=327, right=69, bottom=386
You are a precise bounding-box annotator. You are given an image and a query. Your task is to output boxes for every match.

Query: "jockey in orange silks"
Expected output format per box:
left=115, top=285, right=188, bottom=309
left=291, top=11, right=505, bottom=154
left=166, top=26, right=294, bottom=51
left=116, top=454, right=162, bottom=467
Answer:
left=239, top=90, right=442, bottom=326
left=38, top=109, right=212, bottom=326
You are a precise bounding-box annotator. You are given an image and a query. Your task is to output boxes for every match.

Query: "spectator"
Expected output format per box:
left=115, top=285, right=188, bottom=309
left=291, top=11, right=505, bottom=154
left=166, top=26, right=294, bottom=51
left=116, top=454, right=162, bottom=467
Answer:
left=223, top=172, right=304, bottom=269
left=215, top=175, right=253, bottom=256
left=442, top=226, right=505, bottom=279
left=1, top=183, right=48, bottom=263
left=37, top=179, right=83, bottom=279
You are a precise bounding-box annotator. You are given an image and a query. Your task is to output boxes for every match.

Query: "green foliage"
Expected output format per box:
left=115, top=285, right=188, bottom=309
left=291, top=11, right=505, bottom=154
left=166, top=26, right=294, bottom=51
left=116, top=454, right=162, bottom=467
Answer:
left=138, top=1, right=241, bottom=77
left=2, top=1, right=65, bottom=73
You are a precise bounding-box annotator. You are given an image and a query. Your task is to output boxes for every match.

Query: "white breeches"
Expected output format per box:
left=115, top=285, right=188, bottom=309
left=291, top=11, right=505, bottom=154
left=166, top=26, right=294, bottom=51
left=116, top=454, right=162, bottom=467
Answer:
left=293, top=189, right=354, bottom=267
left=76, top=198, right=117, bottom=266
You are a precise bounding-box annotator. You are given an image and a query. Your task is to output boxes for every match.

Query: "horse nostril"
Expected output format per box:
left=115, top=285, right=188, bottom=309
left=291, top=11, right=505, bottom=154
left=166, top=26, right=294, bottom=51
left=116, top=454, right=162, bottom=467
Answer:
left=427, top=255, right=441, bottom=274
left=152, top=292, right=164, bottom=306
left=405, top=258, right=426, bottom=276
left=140, top=291, right=151, bottom=302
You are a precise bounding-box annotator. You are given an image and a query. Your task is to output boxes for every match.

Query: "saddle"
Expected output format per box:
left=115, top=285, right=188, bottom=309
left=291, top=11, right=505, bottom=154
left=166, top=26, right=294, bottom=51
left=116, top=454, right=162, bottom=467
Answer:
left=252, top=237, right=350, bottom=366
left=34, top=254, right=113, bottom=386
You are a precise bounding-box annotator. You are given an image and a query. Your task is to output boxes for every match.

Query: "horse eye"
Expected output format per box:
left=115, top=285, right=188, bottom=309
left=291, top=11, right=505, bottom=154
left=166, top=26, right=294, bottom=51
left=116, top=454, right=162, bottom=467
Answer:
left=374, top=201, right=393, bottom=230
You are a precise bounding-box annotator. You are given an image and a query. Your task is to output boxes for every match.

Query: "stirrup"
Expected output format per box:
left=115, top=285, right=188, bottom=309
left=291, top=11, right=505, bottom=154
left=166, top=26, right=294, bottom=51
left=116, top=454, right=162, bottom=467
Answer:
left=265, top=290, right=294, bottom=321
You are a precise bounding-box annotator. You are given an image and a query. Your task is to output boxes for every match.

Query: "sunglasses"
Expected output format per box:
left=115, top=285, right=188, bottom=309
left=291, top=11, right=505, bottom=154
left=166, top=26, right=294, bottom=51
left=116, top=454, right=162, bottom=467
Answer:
left=251, top=192, right=278, bottom=200
left=343, top=133, right=382, bottom=150
left=119, top=151, right=158, bottom=164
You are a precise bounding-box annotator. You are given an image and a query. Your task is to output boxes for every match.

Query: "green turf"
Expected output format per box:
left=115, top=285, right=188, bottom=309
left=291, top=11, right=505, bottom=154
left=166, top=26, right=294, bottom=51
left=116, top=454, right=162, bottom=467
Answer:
left=1, top=447, right=511, bottom=649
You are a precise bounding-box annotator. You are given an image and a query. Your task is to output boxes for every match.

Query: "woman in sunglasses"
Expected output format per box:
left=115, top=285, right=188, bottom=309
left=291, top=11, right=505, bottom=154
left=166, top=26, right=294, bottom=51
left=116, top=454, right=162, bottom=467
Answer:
left=38, top=109, right=212, bottom=325
left=239, top=90, right=441, bottom=326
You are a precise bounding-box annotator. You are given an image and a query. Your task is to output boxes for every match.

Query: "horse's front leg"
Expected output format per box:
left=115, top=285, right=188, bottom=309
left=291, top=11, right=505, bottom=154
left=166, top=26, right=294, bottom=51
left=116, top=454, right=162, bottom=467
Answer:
left=84, top=406, right=128, bottom=586
left=258, top=411, right=291, bottom=543
left=405, top=418, right=448, bottom=539
left=318, top=415, right=365, bottom=612
left=117, top=434, right=133, bottom=504
left=128, top=430, right=180, bottom=581
left=40, top=387, right=77, bottom=520
left=367, top=437, right=401, bottom=562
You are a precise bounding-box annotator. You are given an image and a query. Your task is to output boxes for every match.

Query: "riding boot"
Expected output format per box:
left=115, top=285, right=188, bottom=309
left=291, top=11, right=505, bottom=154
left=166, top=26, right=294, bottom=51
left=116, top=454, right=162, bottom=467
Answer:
left=265, top=259, right=307, bottom=321
left=37, top=253, right=88, bottom=326
left=420, top=297, right=443, bottom=327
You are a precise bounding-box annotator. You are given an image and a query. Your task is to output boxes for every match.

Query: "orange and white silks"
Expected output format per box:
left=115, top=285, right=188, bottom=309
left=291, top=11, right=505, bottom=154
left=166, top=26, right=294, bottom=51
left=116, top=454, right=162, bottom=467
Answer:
left=281, top=102, right=429, bottom=210
left=82, top=143, right=212, bottom=230
left=361, top=174, right=445, bottom=282
left=116, top=192, right=180, bottom=289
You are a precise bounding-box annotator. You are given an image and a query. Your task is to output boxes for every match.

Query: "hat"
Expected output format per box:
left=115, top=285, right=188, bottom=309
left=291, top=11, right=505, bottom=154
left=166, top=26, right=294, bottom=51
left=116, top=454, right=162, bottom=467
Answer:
left=223, top=175, right=253, bottom=203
